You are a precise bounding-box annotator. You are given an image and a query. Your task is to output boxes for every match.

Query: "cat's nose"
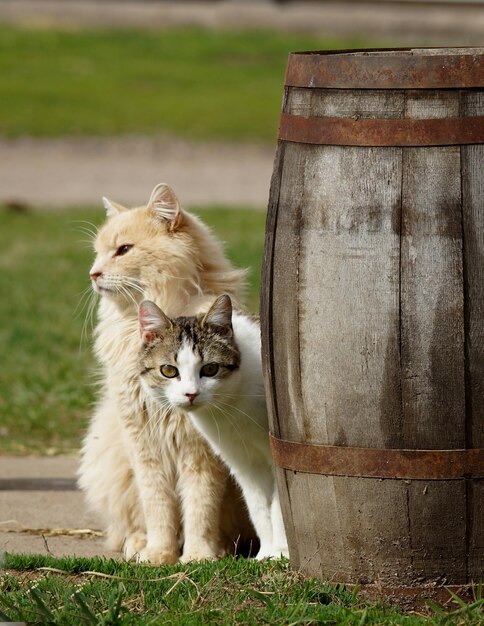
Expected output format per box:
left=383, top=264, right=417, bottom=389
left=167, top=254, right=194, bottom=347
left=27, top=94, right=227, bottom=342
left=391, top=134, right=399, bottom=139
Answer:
left=185, top=392, right=199, bottom=405
left=90, top=271, right=102, bottom=282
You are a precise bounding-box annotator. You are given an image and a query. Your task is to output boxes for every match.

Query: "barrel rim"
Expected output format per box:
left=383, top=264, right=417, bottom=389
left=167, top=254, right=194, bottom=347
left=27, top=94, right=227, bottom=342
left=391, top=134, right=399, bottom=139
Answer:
left=285, top=47, right=484, bottom=89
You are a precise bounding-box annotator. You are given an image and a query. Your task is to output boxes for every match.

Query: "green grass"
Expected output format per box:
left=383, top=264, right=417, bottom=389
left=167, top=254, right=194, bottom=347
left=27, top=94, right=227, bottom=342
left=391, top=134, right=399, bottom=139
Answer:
left=2, top=554, right=482, bottom=625
left=0, top=205, right=266, bottom=454
left=0, top=27, right=370, bottom=141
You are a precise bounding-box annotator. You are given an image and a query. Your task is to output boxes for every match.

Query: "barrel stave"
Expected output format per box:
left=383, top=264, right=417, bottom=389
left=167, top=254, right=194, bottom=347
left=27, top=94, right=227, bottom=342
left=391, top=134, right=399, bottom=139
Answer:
left=400, top=90, right=465, bottom=450
left=461, top=90, right=484, bottom=580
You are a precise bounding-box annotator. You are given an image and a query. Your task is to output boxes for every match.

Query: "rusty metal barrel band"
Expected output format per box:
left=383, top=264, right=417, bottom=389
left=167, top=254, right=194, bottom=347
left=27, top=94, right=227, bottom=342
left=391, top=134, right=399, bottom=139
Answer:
left=278, top=112, right=484, bottom=147
left=285, top=49, right=484, bottom=89
left=269, top=435, right=484, bottom=480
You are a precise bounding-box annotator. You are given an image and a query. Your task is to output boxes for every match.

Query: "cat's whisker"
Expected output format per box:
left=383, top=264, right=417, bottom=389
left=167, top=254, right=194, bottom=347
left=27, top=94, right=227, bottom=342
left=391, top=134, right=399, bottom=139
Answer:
left=79, top=303, right=94, bottom=349
left=206, top=404, right=224, bottom=450
left=124, top=281, right=145, bottom=293
left=71, top=219, right=99, bottom=237
left=147, top=402, right=176, bottom=447
left=211, top=402, right=251, bottom=461
left=136, top=399, right=172, bottom=444
left=74, top=285, right=95, bottom=319
left=72, top=219, right=98, bottom=229
left=123, top=279, right=146, bottom=297
left=212, top=399, right=266, bottom=432
left=75, top=284, right=94, bottom=298
left=119, top=284, right=140, bottom=309
left=72, top=229, right=98, bottom=247
left=77, top=239, right=98, bottom=249
left=78, top=286, right=94, bottom=327
left=127, top=282, right=146, bottom=299
left=73, top=227, right=97, bottom=241
left=80, top=290, right=99, bottom=350
left=136, top=409, right=158, bottom=444
left=122, top=275, right=145, bottom=288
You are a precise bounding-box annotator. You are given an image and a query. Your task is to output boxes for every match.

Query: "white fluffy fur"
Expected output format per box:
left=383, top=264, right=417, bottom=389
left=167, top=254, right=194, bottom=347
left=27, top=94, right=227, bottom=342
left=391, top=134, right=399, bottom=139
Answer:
left=78, top=184, right=254, bottom=563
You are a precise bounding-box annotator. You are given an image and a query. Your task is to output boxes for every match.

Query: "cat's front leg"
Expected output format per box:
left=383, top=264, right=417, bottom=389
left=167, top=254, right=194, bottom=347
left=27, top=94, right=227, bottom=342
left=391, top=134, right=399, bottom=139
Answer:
left=178, top=443, right=228, bottom=563
left=78, top=396, right=146, bottom=553
left=235, top=473, right=274, bottom=560
left=124, top=532, right=147, bottom=561
left=270, top=487, right=289, bottom=558
left=130, top=451, right=181, bottom=565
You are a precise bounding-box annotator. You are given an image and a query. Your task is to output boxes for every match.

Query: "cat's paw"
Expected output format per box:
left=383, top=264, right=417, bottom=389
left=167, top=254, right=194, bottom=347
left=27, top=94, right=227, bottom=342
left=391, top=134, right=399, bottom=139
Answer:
left=273, top=545, right=290, bottom=559
left=179, top=550, right=220, bottom=563
left=180, top=541, right=226, bottom=563
left=123, top=533, right=147, bottom=561
left=105, top=528, right=125, bottom=552
left=256, top=544, right=288, bottom=560
left=138, top=546, right=179, bottom=565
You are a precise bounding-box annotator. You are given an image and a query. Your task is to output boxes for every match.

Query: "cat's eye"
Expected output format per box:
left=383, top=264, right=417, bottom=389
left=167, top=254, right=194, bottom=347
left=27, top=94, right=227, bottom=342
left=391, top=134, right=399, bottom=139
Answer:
left=160, top=364, right=179, bottom=379
left=115, top=244, right=133, bottom=257
left=200, top=363, right=219, bottom=377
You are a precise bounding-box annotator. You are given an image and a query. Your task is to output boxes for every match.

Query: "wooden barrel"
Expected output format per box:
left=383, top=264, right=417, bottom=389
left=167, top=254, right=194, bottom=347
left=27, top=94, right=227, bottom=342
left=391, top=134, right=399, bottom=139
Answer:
left=261, top=48, right=484, bottom=590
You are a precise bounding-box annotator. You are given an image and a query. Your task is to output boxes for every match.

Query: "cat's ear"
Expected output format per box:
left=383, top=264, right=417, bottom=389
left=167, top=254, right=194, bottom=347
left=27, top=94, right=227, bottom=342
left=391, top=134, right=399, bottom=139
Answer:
left=139, top=300, right=172, bottom=344
left=148, top=183, right=183, bottom=232
left=203, top=295, right=233, bottom=336
left=102, top=197, right=127, bottom=217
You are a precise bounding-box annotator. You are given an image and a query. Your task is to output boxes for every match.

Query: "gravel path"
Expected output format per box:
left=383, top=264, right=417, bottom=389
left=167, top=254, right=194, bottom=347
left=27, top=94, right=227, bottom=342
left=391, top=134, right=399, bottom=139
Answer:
left=1, top=136, right=275, bottom=210
left=0, top=456, right=114, bottom=559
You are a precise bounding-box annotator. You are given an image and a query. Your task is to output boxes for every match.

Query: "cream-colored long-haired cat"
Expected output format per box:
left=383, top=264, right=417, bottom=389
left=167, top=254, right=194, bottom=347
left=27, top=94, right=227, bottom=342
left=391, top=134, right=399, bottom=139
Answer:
left=78, top=183, right=256, bottom=563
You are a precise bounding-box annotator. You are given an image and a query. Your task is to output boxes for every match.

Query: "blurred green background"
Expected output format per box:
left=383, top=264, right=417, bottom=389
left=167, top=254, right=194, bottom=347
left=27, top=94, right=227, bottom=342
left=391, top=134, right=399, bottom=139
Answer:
left=0, top=23, right=369, bottom=453
left=0, top=27, right=367, bottom=141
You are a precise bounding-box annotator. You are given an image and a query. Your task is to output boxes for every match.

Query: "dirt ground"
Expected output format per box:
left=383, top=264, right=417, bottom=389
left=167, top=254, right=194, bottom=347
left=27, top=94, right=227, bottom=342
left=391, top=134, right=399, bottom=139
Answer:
left=1, top=0, right=484, bottom=46
left=0, top=136, right=275, bottom=210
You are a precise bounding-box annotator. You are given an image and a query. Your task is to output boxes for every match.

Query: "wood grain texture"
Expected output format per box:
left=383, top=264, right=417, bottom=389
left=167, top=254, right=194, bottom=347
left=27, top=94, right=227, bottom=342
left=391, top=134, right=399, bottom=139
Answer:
left=460, top=90, right=484, bottom=580
left=285, top=88, right=403, bottom=448
left=269, top=141, right=305, bottom=443
left=408, top=481, right=466, bottom=583
left=261, top=54, right=484, bottom=587
left=461, top=92, right=484, bottom=449
left=399, top=91, right=467, bottom=582
left=261, top=141, right=285, bottom=441
left=260, top=140, right=300, bottom=562
left=400, top=91, right=465, bottom=450
left=468, top=480, right=484, bottom=579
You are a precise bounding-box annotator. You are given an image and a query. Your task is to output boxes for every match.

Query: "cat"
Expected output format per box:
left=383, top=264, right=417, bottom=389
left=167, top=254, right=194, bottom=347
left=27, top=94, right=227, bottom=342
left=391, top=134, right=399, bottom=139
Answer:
left=138, top=294, right=289, bottom=559
left=78, top=183, right=257, bottom=563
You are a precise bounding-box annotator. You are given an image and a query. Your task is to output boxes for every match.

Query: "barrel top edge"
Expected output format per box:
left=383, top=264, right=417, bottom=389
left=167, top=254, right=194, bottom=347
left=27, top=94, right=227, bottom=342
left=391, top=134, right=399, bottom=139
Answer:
left=285, top=47, right=484, bottom=89
left=288, top=47, right=484, bottom=58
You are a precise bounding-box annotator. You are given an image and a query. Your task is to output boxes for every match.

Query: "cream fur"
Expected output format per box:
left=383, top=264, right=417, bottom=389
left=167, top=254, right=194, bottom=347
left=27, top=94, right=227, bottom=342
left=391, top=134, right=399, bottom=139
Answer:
left=78, top=184, right=255, bottom=563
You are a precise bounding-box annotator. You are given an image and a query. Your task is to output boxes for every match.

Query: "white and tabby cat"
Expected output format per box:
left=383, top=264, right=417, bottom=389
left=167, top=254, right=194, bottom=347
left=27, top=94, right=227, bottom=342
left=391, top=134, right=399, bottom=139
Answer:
left=139, top=294, right=289, bottom=559
left=78, top=184, right=256, bottom=563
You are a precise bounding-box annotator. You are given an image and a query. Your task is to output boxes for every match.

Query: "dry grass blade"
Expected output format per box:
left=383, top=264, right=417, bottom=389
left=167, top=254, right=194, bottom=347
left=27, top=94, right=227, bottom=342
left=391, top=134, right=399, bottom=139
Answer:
left=0, top=527, right=104, bottom=538
left=36, top=567, right=70, bottom=575
left=37, top=568, right=198, bottom=585
left=165, top=572, right=200, bottom=597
